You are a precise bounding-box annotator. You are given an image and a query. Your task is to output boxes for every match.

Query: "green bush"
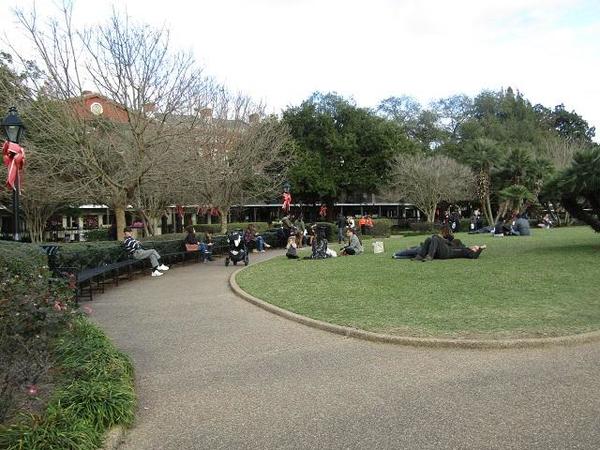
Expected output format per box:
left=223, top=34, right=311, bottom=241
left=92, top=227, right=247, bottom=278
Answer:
left=0, top=317, right=135, bottom=448
left=0, top=242, right=76, bottom=423
left=193, top=224, right=221, bottom=234
left=54, top=241, right=127, bottom=269
left=194, top=222, right=270, bottom=234
left=84, top=228, right=111, bottom=242
left=52, top=379, right=135, bottom=430
left=369, top=218, right=392, bottom=237
left=408, top=221, right=436, bottom=233
left=0, top=409, right=101, bottom=450
left=313, top=222, right=335, bottom=241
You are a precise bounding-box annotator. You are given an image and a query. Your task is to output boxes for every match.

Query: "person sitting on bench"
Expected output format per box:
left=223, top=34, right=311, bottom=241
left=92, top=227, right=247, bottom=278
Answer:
left=185, top=226, right=213, bottom=261
left=123, top=227, right=169, bottom=277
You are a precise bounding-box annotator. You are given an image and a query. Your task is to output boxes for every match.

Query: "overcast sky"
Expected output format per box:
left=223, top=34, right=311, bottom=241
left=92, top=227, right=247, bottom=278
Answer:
left=1, top=0, right=599, bottom=139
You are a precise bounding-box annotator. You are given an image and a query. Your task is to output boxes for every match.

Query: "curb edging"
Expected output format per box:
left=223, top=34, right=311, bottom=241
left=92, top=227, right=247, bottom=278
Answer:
left=229, top=266, right=600, bottom=350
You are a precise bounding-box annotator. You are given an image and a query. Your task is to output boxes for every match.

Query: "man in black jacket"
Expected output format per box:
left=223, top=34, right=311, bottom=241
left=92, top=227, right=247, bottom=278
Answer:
left=413, top=235, right=486, bottom=261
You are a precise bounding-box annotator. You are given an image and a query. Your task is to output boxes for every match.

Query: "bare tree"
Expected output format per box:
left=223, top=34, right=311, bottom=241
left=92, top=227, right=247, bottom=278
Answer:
left=12, top=2, right=216, bottom=240
left=178, top=95, right=293, bottom=233
left=390, top=154, right=474, bottom=224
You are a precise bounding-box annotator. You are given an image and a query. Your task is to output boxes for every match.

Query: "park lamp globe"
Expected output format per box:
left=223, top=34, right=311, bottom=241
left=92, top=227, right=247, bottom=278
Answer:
left=2, top=107, right=25, bottom=143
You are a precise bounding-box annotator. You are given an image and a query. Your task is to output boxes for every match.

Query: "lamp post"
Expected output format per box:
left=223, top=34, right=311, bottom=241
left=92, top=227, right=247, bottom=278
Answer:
left=2, top=107, right=25, bottom=241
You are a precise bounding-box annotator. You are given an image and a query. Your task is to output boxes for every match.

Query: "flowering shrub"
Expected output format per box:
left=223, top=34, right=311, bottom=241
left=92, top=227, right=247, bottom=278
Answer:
left=0, top=242, right=76, bottom=423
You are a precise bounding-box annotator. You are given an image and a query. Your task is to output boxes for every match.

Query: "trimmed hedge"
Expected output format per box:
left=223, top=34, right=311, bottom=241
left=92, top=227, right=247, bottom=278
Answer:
left=52, top=232, right=253, bottom=272
left=84, top=228, right=111, bottom=242
left=193, top=222, right=270, bottom=234
left=370, top=218, right=392, bottom=237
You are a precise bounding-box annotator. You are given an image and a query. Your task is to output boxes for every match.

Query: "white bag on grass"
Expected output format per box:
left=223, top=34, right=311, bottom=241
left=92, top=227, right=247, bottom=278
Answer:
left=372, top=241, right=384, bottom=254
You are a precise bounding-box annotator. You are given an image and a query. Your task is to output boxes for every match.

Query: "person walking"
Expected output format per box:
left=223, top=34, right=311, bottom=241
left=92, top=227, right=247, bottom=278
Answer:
left=123, top=227, right=169, bottom=277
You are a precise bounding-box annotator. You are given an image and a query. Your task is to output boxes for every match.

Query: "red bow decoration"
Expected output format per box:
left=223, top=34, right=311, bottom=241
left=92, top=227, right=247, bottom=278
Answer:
left=210, top=207, right=220, bottom=217
left=319, top=204, right=327, bottom=218
left=175, top=205, right=185, bottom=218
left=282, top=192, right=292, bottom=212
left=3, top=141, right=25, bottom=190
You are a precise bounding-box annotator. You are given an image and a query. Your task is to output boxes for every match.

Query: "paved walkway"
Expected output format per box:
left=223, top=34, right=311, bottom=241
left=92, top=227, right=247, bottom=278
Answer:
left=87, top=251, right=600, bottom=449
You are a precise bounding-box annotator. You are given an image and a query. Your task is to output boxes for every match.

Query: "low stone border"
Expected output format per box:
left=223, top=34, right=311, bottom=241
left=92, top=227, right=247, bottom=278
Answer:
left=230, top=266, right=600, bottom=350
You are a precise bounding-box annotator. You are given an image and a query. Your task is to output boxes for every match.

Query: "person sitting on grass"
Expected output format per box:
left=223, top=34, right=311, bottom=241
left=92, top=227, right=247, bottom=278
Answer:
left=286, top=234, right=299, bottom=259
left=393, top=226, right=454, bottom=259
left=340, top=228, right=363, bottom=256
left=123, top=227, right=169, bottom=277
left=412, top=234, right=486, bottom=262
left=509, top=213, right=531, bottom=236
left=304, top=225, right=330, bottom=259
left=538, top=213, right=553, bottom=229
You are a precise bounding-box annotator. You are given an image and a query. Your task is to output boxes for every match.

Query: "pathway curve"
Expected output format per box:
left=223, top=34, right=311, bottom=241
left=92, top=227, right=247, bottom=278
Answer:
left=87, top=251, right=600, bottom=449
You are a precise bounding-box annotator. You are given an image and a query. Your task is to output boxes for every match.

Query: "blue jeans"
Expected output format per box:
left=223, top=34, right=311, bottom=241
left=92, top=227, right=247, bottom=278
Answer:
left=255, top=236, right=265, bottom=251
left=199, top=243, right=213, bottom=261
left=393, top=246, right=420, bottom=259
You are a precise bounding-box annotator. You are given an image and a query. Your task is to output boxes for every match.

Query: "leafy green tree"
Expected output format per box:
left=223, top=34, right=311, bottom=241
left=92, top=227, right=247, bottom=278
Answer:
left=283, top=93, right=414, bottom=206
left=545, top=147, right=600, bottom=232
left=377, top=95, right=445, bottom=151
left=536, top=103, right=596, bottom=144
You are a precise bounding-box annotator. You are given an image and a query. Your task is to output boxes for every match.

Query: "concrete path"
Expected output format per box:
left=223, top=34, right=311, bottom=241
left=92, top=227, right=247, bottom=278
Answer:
left=87, top=251, right=600, bottom=449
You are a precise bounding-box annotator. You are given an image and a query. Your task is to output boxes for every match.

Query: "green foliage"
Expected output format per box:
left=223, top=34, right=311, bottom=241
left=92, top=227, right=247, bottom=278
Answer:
left=313, top=222, right=336, bottom=241
left=193, top=224, right=222, bottom=234
left=546, top=146, right=600, bottom=232
left=52, top=379, right=135, bottom=430
left=283, top=92, right=415, bottom=204
left=84, top=228, right=111, bottom=241
left=0, top=409, right=101, bottom=450
left=0, top=242, right=76, bottom=423
left=369, top=218, right=392, bottom=237
left=193, top=222, right=270, bottom=234
left=0, top=317, right=135, bottom=448
left=498, top=184, right=536, bottom=211
left=53, top=318, right=134, bottom=382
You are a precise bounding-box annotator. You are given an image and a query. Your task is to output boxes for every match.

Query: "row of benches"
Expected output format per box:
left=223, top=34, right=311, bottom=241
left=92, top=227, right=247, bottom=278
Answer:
left=46, top=241, right=229, bottom=302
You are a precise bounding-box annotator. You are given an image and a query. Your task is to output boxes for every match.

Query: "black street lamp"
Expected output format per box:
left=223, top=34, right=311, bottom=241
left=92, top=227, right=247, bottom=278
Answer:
left=2, top=107, right=25, bottom=241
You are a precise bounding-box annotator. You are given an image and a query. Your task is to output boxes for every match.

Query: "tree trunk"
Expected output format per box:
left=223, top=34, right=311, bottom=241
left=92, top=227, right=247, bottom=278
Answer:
left=219, top=207, right=229, bottom=234
left=484, top=195, right=494, bottom=227
left=115, top=205, right=126, bottom=241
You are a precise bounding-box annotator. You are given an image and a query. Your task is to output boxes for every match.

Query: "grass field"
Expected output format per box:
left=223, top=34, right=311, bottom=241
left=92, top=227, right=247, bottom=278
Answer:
left=236, top=227, right=600, bottom=339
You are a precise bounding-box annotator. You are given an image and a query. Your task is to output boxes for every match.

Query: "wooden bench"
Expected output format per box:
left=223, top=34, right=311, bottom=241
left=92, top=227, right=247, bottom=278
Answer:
left=57, top=258, right=145, bottom=302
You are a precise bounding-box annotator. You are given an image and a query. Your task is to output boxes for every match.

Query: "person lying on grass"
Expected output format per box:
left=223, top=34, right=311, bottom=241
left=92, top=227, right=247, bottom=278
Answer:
left=393, top=226, right=454, bottom=259
left=412, top=234, right=486, bottom=262
left=340, top=228, right=363, bottom=256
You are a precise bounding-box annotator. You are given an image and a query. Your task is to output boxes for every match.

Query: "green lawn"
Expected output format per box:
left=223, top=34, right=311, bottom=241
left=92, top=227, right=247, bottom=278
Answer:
left=236, top=227, right=600, bottom=339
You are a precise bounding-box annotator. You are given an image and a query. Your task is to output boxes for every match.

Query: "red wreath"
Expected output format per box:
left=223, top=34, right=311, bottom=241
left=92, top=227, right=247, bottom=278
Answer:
left=3, top=141, right=25, bottom=190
